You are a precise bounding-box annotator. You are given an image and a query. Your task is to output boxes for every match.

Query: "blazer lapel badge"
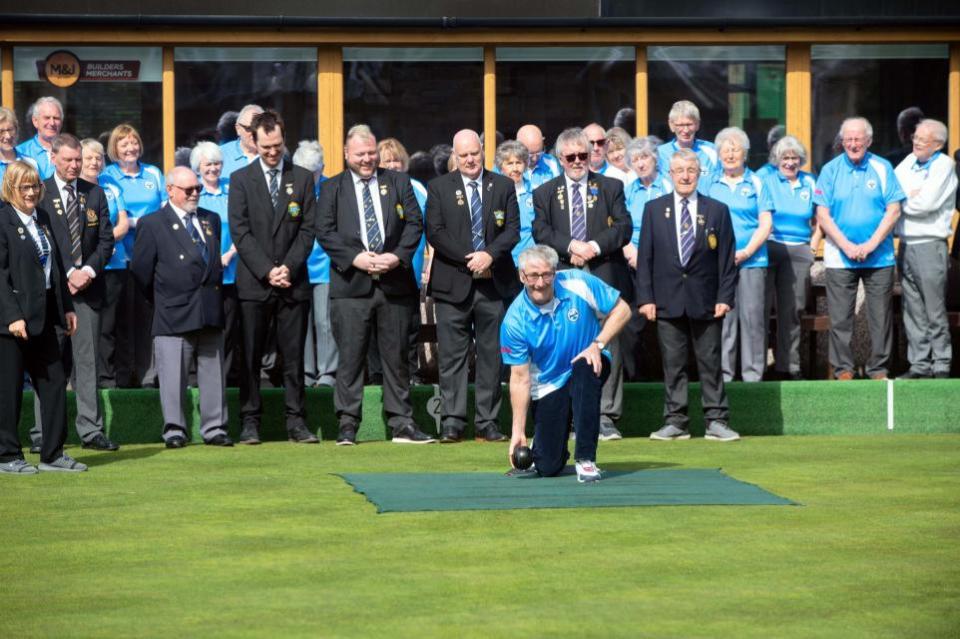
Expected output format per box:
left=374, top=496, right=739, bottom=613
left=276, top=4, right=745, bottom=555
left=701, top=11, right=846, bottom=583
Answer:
left=586, top=181, right=599, bottom=209
left=52, top=198, right=63, bottom=216
left=455, top=188, right=465, bottom=207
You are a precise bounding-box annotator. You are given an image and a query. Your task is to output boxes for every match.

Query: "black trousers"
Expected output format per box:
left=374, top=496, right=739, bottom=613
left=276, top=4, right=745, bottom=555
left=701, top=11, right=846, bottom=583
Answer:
left=330, top=286, right=416, bottom=430
left=222, top=284, right=242, bottom=386
left=0, top=293, right=68, bottom=464
left=98, top=268, right=132, bottom=387
left=657, top=315, right=730, bottom=428
left=238, top=296, right=309, bottom=431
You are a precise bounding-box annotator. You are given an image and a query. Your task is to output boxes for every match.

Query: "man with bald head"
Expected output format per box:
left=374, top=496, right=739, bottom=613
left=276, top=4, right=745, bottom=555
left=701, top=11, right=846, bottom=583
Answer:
left=16, top=96, right=64, bottom=179
left=583, top=123, right=609, bottom=174
left=132, top=167, right=231, bottom=448
left=516, top=124, right=560, bottom=189
left=219, top=104, right=264, bottom=178
left=426, top=129, right=520, bottom=443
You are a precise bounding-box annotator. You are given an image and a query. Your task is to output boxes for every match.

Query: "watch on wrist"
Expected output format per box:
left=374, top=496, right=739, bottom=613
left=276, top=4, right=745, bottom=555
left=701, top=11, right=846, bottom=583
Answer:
left=593, top=339, right=605, bottom=350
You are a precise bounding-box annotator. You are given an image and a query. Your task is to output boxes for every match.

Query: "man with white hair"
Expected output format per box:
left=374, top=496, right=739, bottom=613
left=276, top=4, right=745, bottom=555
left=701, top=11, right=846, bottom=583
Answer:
left=516, top=124, right=560, bottom=189
left=131, top=167, right=230, bottom=448
left=894, top=119, right=957, bottom=379
left=656, top=100, right=718, bottom=183
left=318, top=124, right=434, bottom=445
left=219, top=104, right=264, bottom=178
left=814, top=117, right=904, bottom=380
left=16, top=96, right=64, bottom=179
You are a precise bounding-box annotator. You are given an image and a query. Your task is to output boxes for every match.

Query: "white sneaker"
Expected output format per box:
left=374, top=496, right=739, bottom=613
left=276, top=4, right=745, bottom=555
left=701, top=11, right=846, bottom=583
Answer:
left=575, top=460, right=602, bottom=483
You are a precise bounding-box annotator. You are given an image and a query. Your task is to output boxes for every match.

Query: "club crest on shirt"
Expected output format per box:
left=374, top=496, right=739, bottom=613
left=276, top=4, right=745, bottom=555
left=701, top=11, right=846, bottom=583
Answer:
left=494, top=210, right=505, bottom=227
left=86, top=208, right=97, bottom=225
left=740, top=186, right=753, bottom=197
left=395, top=203, right=405, bottom=220
left=799, top=189, right=811, bottom=201
left=144, top=181, right=155, bottom=190
left=567, top=307, right=580, bottom=322
left=287, top=201, right=301, bottom=218
left=708, top=232, right=718, bottom=250
left=866, top=179, right=877, bottom=190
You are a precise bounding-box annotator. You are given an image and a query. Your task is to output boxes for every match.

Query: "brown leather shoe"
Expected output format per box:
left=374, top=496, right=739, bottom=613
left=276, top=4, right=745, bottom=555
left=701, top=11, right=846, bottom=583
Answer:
left=835, top=370, right=855, bottom=381
left=869, top=373, right=888, bottom=380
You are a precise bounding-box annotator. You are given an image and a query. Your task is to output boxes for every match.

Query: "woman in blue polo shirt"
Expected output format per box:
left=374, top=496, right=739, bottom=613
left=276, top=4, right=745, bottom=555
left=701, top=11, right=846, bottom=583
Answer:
left=80, top=138, right=131, bottom=388
left=704, top=127, right=773, bottom=383
left=102, top=124, right=166, bottom=387
left=494, top=140, right=535, bottom=269
left=762, top=136, right=822, bottom=380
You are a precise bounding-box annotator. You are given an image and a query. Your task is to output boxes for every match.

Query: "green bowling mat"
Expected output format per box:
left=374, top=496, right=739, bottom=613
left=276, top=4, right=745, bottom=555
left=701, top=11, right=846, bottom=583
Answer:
left=338, top=468, right=797, bottom=513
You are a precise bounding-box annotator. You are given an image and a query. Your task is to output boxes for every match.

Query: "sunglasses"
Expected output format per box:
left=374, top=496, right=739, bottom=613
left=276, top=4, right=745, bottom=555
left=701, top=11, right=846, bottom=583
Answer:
left=563, top=152, right=589, bottom=163
left=173, top=184, right=202, bottom=196
left=589, top=138, right=606, bottom=147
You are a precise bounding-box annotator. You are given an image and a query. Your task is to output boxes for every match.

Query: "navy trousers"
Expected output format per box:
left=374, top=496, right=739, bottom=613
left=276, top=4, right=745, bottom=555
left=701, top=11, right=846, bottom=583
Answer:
left=531, top=356, right=610, bottom=477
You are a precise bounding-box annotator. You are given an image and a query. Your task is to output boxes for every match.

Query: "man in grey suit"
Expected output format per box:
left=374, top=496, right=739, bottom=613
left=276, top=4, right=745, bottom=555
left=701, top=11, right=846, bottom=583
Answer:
left=131, top=167, right=231, bottom=448
left=31, top=133, right=118, bottom=453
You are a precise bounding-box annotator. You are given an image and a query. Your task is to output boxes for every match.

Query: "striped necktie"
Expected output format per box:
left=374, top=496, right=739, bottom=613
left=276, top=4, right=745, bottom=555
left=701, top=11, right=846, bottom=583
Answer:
left=63, top=183, right=82, bottom=266
left=185, top=213, right=209, bottom=265
left=268, top=169, right=279, bottom=208
left=571, top=182, right=586, bottom=241
left=362, top=179, right=383, bottom=253
left=679, top=198, right=695, bottom=266
left=468, top=180, right=485, bottom=251
left=32, top=217, right=51, bottom=268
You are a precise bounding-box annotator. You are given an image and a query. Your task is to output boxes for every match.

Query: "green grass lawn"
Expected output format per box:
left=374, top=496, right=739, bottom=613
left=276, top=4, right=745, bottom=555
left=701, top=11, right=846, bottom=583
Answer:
left=3, top=435, right=959, bottom=638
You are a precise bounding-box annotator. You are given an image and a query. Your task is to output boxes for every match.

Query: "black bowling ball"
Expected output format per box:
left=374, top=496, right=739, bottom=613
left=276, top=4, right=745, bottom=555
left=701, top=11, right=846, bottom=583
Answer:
left=512, top=445, right=533, bottom=470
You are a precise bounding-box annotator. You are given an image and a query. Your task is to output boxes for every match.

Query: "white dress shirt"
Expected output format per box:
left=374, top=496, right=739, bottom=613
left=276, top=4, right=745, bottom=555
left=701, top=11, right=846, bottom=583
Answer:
left=672, top=191, right=699, bottom=261
left=259, top=158, right=284, bottom=198
left=169, top=202, right=205, bottom=241
left=351, top=170, right=385, bottom=252
left=15, top=207, right=52, bottom=289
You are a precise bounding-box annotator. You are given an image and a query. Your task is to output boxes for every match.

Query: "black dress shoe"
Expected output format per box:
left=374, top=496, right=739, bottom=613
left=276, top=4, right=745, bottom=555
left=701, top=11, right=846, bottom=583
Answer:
left=288, top=425, right=320, bottom=444
left=391, top=424, right=437, bottom=444
left=165, top=436, right=188, bottom=449
left=474, top=425, right=507, bottom=442
left=336, top=424, right=358, bottom=446
left=238, top=425, right=261, bottom=445
left=898, top=370, right=932, bottom=380
left=204, top=434, right=234, bottom=447
left=440, top=427, right=463, bottom=444
left=82, top=433, right=120, bottom=451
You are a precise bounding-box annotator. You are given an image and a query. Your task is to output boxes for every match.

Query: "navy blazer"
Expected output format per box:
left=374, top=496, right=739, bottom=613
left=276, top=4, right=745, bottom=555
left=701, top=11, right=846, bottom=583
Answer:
left=131, top=204, right=224, bottom=336
left=636, top=193, right=738, bottom=321
left=41, top=176, right=114, bottom=309
left=317, top=168, right=422, bottom=299
left=0, top=205, right=73, bottom=336
left=228, top=160, right=317, bottom=302
left=532, top=171, right=633, bottom=301
left=425, top=170, right=520, bottom=304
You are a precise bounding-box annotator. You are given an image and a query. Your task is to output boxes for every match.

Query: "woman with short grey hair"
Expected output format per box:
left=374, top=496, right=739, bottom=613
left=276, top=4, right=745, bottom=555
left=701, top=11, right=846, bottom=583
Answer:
left=496, top=140, right=535, bottom=266
left=762, top=135, right=821, bottom=380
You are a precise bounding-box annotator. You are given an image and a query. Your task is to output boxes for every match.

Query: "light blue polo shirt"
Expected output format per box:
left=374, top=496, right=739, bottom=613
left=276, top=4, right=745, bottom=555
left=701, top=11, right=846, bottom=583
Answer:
left=102, top=162, right=166, bottom=258
left=763, top=169, right=817, bottom=245
left=100, top=177, right=128, bottom=270
left=704, top=168, right=772, bottom=269
left=219, top=139, right=257, bottom=179
left=0, top=152, right=38, bottom=186
left=754, top=162, right=777, bottom=180
left=511, top=177, right=536, bottom=267
left=306, top=176, right=330, bottom=285
left=527, top=153, right=561, bottom=190
left=500, top=269, right=620, bottom=400
left=625, top=173, right=673, bottom=246
left=657, top=138, right=718, bottom=184
left=199, top=177, right=235, bottom=285
left=813, top=152, right=905, bottom=269
left=15, top=135, right=54, bottom=179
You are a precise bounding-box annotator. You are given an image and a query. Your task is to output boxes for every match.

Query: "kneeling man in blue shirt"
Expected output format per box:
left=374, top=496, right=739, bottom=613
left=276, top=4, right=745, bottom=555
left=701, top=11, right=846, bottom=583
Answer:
left=501, top=244, right=631, bottom=483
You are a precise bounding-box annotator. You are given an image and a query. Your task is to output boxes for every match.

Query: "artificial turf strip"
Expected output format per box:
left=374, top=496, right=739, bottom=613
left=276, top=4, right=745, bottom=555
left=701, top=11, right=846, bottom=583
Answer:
left=3, top=435, right=958, bottom=638
left=339, top=468, right=797, bottom=512
left=18, top=379, right=960, bottom=444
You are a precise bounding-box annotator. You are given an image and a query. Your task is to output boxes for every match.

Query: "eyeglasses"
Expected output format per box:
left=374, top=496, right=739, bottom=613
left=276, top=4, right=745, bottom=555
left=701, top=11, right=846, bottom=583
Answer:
left=911, top=135, right=935, bottom=145
left=172, top=184, right=202, bottom=196
left=563, top=152, right=589, bottom=163
left=18, top=183, right=42, bottom=193
left=523, top=271, right=555, bottom=283
left=588, top=138, right=606, bottom=147
left=0, top=127, right=16, bottom=136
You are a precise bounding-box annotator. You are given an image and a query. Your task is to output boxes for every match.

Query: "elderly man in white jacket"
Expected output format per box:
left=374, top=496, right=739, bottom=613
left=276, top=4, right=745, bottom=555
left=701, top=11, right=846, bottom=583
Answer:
left=894, top=118, right=958, bottom=379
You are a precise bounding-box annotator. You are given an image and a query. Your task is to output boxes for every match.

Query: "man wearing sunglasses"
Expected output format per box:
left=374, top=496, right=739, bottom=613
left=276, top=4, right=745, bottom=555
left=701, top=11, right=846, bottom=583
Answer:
left=132, top=167, right=231, bottom=448
left=532, top=127, right=632, bottom=442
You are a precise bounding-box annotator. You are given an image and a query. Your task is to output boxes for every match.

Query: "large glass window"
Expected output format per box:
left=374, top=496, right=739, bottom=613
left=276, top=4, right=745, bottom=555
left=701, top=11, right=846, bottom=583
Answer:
left=811, top=44, right=949, bottom=170
left=648, top=46, right=786, bottom=169
left=13, top=46, right=163, bottom=165
left=344, top=47, right=483, bottom=180
left=175, top=47, right=317, bottom=150
left=496, top=47, right=635, bottom=148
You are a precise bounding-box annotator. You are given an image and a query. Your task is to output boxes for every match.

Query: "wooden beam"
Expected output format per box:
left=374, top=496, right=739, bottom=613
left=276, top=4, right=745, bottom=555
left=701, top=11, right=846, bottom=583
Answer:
left=1, top=47, right=13, bottom=111
left=785, top=44, right=812, bottom=170
left=950, top=43, right=960, bottom=157
left=317, top=46, right=344, bottom=176
left=1, top=26, right=957, bottom=46
left=483, top=45, right=496, bottom=169
left=162, top=47, right=175, bottom=174
left=635, top=46, right=647, bottom=138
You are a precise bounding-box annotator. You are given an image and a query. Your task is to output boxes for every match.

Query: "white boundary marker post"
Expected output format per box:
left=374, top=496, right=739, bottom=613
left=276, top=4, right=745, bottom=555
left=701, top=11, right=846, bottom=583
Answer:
left=887, top=379, right=895, bottom=431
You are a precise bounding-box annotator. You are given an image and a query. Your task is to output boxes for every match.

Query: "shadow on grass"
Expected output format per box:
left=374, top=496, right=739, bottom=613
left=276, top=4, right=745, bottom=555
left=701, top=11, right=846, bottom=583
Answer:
left=72, top=444, right=164, bottom=467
